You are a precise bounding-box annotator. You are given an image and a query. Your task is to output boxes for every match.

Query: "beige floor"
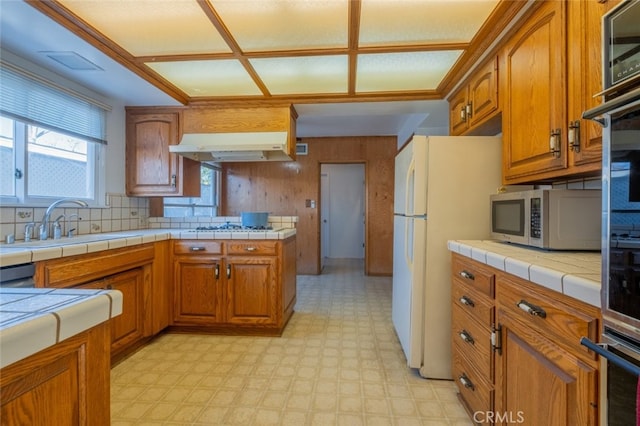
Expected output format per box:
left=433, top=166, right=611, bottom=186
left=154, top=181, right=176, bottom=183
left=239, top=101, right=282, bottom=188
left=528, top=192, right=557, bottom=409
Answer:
left=111, top=258, right=473, bottom=425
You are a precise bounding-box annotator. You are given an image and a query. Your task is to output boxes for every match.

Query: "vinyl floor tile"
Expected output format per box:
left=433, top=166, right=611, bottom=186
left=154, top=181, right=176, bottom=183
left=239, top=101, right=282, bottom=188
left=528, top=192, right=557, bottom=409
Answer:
left=111, top=259, right=472, bottom=425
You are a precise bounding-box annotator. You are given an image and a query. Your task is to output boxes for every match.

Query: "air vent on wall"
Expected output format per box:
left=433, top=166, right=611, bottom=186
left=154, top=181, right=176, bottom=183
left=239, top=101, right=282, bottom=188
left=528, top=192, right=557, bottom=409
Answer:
left=296, top=143, right=308, bottom=155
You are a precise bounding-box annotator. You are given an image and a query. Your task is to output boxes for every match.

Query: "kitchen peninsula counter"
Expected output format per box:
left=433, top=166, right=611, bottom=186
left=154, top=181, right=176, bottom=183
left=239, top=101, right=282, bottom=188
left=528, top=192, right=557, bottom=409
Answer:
left=0, top=228, right=297, bottom=267
left=448, top=240, right=601, bottom=307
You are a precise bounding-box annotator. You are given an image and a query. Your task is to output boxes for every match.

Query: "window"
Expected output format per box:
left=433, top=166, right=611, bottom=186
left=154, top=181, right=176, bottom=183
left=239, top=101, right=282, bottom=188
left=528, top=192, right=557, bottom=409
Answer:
left=0, top=60, right=108, bottom=206
left=164, top=165, right=220, bottom=217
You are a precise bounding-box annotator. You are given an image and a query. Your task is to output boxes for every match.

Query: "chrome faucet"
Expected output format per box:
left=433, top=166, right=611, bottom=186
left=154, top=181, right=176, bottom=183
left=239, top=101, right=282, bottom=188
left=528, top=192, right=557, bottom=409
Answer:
left=39, top=199, right=88, bottom=240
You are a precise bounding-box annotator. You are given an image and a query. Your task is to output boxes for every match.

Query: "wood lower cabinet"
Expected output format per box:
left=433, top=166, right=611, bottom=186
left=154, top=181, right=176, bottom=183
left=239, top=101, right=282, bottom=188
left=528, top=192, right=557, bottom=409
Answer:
left=0, top=322, right=111, bottom=426
left=451, top=254, right=496, bottom=422
left=173, top=241, right=223, bottom=324
left=76, top=268, right=145, bottom=356
left=34, top=244, right=158, bottom=361
left=171, top=237, right=296, bottom=335
left=451, top=253, right=601, bottom=425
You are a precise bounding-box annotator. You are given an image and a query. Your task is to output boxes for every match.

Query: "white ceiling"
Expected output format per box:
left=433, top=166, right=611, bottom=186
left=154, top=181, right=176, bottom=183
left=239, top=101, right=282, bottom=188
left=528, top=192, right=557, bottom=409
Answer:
left=0, top=1, right=495, bottom=138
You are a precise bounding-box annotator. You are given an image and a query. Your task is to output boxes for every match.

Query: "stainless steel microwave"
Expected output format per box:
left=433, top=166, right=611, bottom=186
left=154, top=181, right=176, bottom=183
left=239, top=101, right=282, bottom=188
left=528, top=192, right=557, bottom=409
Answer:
left=490, top=189, right=601, bottom=250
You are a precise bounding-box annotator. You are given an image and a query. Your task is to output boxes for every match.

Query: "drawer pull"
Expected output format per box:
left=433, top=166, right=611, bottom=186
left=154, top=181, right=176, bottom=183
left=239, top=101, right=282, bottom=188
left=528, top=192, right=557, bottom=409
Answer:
left=459, top=270, right=475, bottom=280
left=189, top=247, right=206, bottom=252
left=458, top=374, right=475, bottom=391
left=245, top=247, right=257, bottom=252
left=459, top=295, right=475, bottom=307
left=517, top=300, right=547, bottom=318
left=459, top=330, right=475, bottom=345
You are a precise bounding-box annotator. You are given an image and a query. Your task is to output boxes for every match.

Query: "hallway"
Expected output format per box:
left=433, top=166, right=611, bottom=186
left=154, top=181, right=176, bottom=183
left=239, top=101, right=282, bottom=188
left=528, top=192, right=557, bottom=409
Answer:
left=110, top=258, right=471, bottom=425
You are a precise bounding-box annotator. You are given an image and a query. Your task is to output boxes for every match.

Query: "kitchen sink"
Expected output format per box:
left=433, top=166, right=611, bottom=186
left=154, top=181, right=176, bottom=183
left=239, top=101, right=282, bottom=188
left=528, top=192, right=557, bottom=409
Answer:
left=2, top=233, right=142, bottom=249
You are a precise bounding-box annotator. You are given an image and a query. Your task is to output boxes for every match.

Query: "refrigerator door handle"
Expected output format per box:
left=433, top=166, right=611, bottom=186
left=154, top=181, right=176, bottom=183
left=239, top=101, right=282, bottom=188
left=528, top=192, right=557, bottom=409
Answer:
left=405, top=157, right=415, bottom=216
left=405, top=217, right=412, bottom=268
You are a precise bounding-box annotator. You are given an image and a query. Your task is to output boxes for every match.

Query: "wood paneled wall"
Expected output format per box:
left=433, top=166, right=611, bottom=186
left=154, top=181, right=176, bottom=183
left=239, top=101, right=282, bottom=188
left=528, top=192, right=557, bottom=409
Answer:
left=222, top=136, right=396, bottom=275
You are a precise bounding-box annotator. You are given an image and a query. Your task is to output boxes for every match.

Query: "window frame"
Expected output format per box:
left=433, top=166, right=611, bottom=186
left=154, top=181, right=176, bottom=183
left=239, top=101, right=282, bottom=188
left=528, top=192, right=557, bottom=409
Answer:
left=163, top=163, right=221, bottom=217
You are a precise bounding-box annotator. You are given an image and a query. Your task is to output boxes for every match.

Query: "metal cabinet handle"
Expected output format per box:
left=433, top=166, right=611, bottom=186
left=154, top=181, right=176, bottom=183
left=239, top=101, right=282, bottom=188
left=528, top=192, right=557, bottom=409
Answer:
left=568, top=120, right=581, bottom=152
left=458, top=374, right=475, bottom=390
left=465, top=102, right=473, bottom=119
left=226, top=264, right=231, bottom=279
left=214, top=264, right=220, bottom=280
left=171, top=174, right=176, bottom=187
left=459, top=270, right=475, bottom=280
left=245, top=247, right=257, bottom=252
left=459, top=330, right=475, bottom=345
left=460, top=105, right=467, bottom=122
left=459, top=296, right=475, bottom=307
left=549, top=128, right=561, bottom=158
left=190, top=247, right=206, bottom=252
left=517, top=300, right=547, bottom=318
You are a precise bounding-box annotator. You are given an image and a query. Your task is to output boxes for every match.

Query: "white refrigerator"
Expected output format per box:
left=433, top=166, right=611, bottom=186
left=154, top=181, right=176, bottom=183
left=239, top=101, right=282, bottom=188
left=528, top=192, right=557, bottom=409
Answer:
left=392, top=135, right=502, bottom=379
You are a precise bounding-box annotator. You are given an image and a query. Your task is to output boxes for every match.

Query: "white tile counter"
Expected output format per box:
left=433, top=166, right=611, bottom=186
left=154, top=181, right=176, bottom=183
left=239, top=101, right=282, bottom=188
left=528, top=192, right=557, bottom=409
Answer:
left=448, top=240, right=601, bottom=307
left=0, top=287, right=123, bottom=368
left=0, top=228, right=297, bottom=267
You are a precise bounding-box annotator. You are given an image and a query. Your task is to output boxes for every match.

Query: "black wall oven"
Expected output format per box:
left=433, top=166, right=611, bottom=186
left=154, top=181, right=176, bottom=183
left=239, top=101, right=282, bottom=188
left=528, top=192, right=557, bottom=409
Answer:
left=582, top=1, right=640, bottom=424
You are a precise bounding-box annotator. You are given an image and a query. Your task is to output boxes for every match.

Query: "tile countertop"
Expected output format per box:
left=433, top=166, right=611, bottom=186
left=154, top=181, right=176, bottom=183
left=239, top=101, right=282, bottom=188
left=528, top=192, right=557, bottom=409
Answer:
left=448, top=240, right=602, bottom=308
left=0, top=287, right=123, bottom=369
left=0, top=228, right=297, bottom=267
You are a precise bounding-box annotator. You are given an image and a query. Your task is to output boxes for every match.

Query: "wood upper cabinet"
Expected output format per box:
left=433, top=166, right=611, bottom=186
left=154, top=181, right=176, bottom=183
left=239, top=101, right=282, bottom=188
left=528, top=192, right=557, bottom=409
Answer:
left=567, top=0, right=608, bottom=171
left=125, top=109, right=200, bottom=197
left=502, top=0, right=606, bottom=183
left=449, top=56, right=500, bottom=136
left=502, top=1, right=567, bottom=183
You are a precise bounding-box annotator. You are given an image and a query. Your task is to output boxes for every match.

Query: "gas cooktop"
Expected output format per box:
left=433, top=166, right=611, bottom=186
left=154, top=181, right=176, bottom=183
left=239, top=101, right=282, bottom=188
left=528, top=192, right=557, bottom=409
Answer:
left=191, top=223, right=277, bottom=232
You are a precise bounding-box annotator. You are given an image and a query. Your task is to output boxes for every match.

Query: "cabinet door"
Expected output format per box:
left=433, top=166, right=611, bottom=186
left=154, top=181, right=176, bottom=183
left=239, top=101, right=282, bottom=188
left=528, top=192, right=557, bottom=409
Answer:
left=226, top=257, right=277, bottom=325
left=468, top=56, right=499, bottom=129
left=449, top=88, right=470, bottom=136
left=77, top=268, right=145, bottom=355
left=173, top=257, right=222, bottom=324
left=567, top=0, right=606, bottom=170
left=502, top=1, right=567, bottom=183
left=495, top=313, right=598, bottom=426
left=125, top=112, right=200, bottom=197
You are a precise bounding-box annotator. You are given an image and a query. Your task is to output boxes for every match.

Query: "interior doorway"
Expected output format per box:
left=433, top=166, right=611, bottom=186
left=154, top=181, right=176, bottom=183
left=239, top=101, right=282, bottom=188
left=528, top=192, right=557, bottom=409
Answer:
left=320, top=163, right=365, bottom=271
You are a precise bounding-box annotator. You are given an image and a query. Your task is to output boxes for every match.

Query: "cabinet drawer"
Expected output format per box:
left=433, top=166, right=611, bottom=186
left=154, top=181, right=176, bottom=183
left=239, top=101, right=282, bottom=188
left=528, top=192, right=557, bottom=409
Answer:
left=452, top=304, right=493, bottom=380
left=452, top=282, right=494, bottom=327
left=452, top=351, right=493, bottom=418
left=173, top=240, right=223, bottom=255
left=452, top=255, right=495, bottom=297
left=497, top=275, right=599, bottom=357
left=227, top=241, right=278, bottom=256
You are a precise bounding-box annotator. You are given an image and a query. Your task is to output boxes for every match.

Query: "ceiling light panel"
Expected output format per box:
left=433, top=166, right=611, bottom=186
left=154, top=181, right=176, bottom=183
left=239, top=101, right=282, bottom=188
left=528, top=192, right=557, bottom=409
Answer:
left=211, top=0, right=348, bottom=51
left=359, top=0, right=499, bottom=46
left=356, top=51, right=462, bottom=92
left=58, top=0, right=231, bottom=56
left=250, top=55, right=348, bottom=95
left=146, top=60, right=261, bottom=97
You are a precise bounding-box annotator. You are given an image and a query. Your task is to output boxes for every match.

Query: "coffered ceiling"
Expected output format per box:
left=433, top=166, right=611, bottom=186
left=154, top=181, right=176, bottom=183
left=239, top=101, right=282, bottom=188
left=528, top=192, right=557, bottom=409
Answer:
left=24, top=0, right=526, bottom=106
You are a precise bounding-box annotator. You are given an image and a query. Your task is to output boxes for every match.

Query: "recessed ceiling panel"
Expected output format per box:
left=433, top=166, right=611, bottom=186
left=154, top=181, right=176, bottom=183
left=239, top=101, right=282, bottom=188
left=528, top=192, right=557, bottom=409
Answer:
left=356, top=51, right=462, bottom=92
left=58, top=0, right=231, bottom=56
left=250, top=56, right=348, bottom=95
left=211, top=0, right=348, bottom=51
left=360, top=0, right=499, bottom=46
left=146, top=60, right=261, bottom=96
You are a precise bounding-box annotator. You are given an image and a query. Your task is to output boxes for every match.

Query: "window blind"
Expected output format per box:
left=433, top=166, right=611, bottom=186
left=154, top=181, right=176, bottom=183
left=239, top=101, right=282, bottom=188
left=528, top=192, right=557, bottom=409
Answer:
left=0, top=60, right=109, bottom=144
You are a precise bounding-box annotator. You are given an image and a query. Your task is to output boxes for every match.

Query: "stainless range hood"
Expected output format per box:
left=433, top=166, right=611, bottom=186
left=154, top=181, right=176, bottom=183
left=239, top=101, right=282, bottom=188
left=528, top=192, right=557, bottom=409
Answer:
left=169, top=131, right=294, bottom=162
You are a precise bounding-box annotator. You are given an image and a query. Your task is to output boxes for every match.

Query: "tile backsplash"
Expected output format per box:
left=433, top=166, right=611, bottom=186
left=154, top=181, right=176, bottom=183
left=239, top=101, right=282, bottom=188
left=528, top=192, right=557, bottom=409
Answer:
left=0, top=194, right=149, bottom=243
